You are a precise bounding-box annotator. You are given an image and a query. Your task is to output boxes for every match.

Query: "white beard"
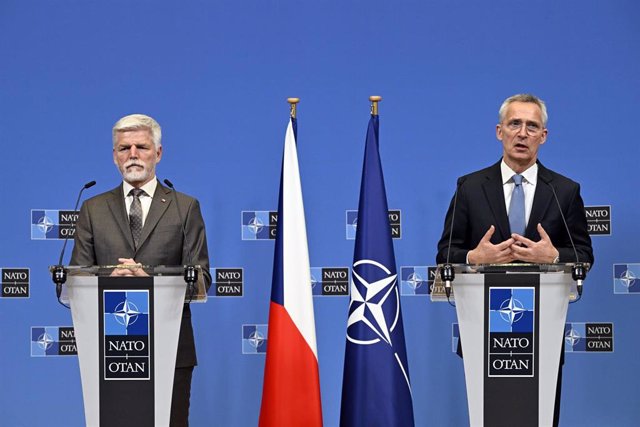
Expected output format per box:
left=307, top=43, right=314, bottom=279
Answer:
left=119, top=160, right=155, bottom=184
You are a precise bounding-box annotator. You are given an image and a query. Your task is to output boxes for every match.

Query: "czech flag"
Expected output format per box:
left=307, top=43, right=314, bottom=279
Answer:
left=259, top=117, right=323, bottom=427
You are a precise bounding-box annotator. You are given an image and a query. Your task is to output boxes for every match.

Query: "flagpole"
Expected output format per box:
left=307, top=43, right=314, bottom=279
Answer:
left=287, top=97, right=300, bottom=118
left=340, top=93, right=415, bottom=426
left=369, top=95, right=382, bottom=116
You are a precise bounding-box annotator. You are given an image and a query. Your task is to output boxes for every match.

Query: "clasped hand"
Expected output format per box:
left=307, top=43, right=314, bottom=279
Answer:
left=110, top=258, right=149, bottom=277
left=467, top=224, right=559, bottom=264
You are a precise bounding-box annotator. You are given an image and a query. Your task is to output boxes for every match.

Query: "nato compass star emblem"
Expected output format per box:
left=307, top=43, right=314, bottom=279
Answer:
left=619, top=269, right=637, bottom=288
left=37, top=332, right=54, bottom=350
left=613, top=264, right=640, bottom=294
left=248, top=216, right=264, bottom=235
left=347, top=259, right=399, bottom=346
left=565, top=327, right=581, bottom=346
left=406, top=272, right=424, bottom=292
left=37, top=216, right=54, bottom=234
left=242, top=324, right=268, bottom=354
left=498, top=297, right=526, bottom=325
left=113, top=299, right=140, bottom=328
left=347, top=259, right=413, bottom=393
left=248, top=330, right=265, bottom=349
left=351, top=217, right=358, bottom=231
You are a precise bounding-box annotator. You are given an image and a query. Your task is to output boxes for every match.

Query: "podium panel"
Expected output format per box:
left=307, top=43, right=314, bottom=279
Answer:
left=433, top=264, right=579, bottom=427
left=52, top=266, right=200, bottom=427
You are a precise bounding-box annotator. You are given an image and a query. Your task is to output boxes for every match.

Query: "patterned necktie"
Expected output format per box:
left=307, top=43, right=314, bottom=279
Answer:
left=508, top=174, right=526, bottom=236
left=129, top=188, right=146, bottom=248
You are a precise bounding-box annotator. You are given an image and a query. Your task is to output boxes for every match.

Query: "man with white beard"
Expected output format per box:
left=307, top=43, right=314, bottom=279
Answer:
left=71, top=114, right=211, bottom=427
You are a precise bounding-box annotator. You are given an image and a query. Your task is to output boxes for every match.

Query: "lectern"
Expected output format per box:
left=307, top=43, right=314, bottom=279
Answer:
left=432, top=263, right=584, bottom=427
left=50, top=265, right=207, bottom=427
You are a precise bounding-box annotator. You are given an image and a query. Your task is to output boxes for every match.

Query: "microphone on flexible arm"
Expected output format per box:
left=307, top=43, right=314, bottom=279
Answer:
left=163, top=179, right=198, bottom=302
left=538, top=175, right=587, bottom=298
left=440, top=176, right=467, bottom=305
left=52, top=180, right=97, bottom=307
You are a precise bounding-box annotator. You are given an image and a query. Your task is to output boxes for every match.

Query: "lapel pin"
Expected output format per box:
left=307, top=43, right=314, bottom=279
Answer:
left=161, top=198, right=167, bottom=203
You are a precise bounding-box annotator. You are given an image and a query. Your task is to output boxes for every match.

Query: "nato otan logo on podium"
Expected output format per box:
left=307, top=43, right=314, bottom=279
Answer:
left=345, top=209, right=402, bottom=240
left=613, top=263, right=639, bottom=294
left=488, top=287, right=535, bottom=377
left=564, top=322, right=614, bottom=352
left=103, top=290, right=151, bottom=380
left=242, top=324, right=268, bottom=354
left=30, top=326, right=77, bottom=357
left=400, top=266, right=435, bottom=296
left=310, top=267, right=350, bottom=296
left=209, top=268, right=244, bottom=297
left=584, top=205, right=611, bottom=235
left=241, top=211, right=277, bottom=240
left=30, top=209, right=79, bottom=240
left=1, top=268, right=29, bottom=298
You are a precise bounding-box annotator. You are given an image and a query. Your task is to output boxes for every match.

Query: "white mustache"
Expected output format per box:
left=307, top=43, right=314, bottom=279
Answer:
left=124, top=160, right=145, bottom=169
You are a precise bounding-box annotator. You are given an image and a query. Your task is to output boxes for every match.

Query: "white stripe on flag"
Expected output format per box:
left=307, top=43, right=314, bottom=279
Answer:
left=282, top=119, right=318, bottom=358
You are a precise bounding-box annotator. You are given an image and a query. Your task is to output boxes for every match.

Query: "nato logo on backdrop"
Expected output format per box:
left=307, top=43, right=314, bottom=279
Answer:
left=488, top=287, right=535, bottom=377
left=210, top=268, right=244, bottom=297
left=452, top=323, right=460, bottom=353
left=613, top=263, right=639, bottom=294
left=1, top=268, right=29, bottom=298
left=31, top=326, right=77, bottom=357
left=564, top=322, right=614, bottom=352
left=242, top=324, right=268, bottom=354
left=584, top=206, right=611, bottom=236
left=103, top=290, right=150, bottom=379
left=310, top=267, right=350, bottom=296
left=31, top=209, right=79, bottom=240
left=345, top=209, right=402, bottom=240
left=241, top=211, right=277, bottom=240
left=400, top=266, right=435, bottom=296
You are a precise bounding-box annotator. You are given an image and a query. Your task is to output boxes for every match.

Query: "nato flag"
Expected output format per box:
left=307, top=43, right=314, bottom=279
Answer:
left=340, top=115, right=415, bottom=427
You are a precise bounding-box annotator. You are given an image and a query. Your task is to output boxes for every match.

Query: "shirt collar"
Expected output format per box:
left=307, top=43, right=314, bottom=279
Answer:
left=500, top=160, right=538, bottom=185
left=122, top=176, right=158, bottom=198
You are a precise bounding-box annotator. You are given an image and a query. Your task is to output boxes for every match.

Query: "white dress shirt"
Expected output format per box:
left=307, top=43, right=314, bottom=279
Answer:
left=122, top=177, right=158, bottom=227
left=501, top=160, right=538, bottom=229
left=466, top=162, right=540, bottom=263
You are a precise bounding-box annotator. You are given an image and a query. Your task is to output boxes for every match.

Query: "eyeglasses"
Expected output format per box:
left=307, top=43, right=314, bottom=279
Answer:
left=505, top=119, right=544, bottom=135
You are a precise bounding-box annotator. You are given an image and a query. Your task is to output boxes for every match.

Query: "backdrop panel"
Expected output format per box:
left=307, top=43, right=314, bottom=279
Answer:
left=1, top=1, right=638, bottom=426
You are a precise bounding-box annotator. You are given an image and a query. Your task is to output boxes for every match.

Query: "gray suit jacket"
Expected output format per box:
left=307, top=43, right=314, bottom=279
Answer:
left=70, top=180, right=211, bottom=367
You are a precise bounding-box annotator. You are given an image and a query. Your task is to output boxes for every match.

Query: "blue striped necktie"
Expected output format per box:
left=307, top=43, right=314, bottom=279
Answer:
left=508, top=174, right=526, bottom=235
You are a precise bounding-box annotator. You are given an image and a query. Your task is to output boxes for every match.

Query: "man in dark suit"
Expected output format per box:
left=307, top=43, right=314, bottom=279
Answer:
left=70, top=114, right=211, bottom=427
left=436, top=94, right=593, bottom=427
left=436, top=93, right=593, bottom=265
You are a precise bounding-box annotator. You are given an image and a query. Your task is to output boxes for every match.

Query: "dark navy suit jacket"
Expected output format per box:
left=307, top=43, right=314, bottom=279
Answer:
left=436, top=160, right=594, bottom=266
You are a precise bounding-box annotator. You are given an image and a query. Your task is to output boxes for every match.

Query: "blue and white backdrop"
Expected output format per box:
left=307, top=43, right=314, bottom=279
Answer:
left=1, top=1, right=638, bottom=425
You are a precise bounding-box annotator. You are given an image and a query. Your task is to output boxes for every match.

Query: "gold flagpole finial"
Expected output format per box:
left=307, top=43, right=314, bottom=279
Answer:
left=287, top=98, right=300, bottom=118
left=369, top=95, right=382, bottom=116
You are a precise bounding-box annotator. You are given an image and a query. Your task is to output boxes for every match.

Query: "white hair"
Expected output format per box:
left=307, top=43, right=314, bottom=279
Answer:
left=498, top=94, right=548, bottom=126
left=112, top=114, right=162, bottom=148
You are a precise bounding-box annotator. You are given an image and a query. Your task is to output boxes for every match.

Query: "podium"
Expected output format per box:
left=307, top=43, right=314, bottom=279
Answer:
left=432, top=264, right=584, bottom=427
left=50, top=265, right=207, bottom=427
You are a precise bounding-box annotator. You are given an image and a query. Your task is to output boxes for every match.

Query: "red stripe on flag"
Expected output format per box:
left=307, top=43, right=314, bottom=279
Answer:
left=259, top=302, right=323, bottom=427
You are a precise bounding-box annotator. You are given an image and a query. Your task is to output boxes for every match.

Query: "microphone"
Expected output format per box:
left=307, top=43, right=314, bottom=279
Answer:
left=538, top=175, right=587, bottom=297
left=52, top=180, right=97, bottom=306
left=163, top=179, right=198, bottom=301
left=440, top=176, right=466, bottom=303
